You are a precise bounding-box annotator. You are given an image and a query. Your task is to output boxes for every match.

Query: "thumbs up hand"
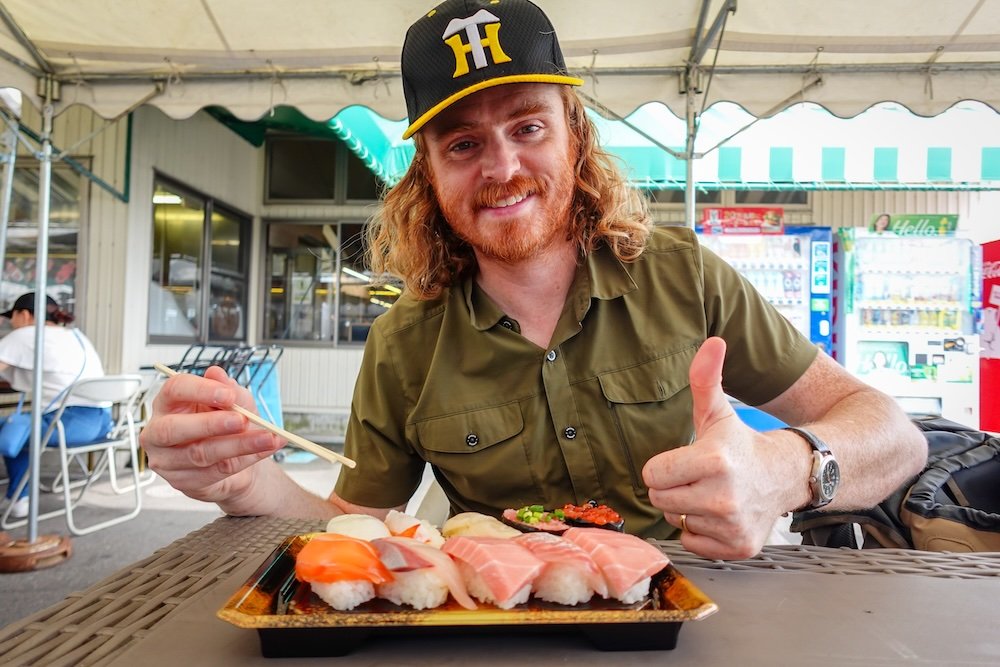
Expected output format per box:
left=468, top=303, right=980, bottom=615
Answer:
left=642, top=337, right=791, bottom=560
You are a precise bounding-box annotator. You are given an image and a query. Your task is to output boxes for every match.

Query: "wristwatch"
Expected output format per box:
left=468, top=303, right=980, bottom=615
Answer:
left=784, top=426, right=841, bottom=509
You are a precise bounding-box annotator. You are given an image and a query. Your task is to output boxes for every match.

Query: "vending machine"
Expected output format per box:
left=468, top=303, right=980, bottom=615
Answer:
left=979, top=239, right=1000, bottom=432
left=697, top=225, right=833, bottom=350
left=835, top=219, right=980, bottom=426
left=698, top=210, right=833, bottom=430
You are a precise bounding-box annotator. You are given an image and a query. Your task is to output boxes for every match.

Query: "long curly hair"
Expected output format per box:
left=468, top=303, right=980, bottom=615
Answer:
left=366, top=85, right=652, bottom=300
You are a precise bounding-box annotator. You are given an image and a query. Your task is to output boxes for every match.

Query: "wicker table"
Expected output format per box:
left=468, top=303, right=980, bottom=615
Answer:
left=2, top=516, right=999, bottom=666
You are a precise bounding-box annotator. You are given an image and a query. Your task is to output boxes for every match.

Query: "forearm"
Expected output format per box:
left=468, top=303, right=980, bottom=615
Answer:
left=218, top=457, right=344, bottom=519
left=780, top=388, right=926, bottom=512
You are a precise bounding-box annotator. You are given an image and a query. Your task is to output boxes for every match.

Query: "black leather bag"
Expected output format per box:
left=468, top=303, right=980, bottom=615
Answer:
left=791, top=417, right=1000, bottom=552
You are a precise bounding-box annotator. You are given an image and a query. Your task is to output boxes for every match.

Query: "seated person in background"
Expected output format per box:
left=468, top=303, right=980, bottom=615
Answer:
left=0, top=292, right=109, bottom=519
left=140, top=0, right=926, bottom=560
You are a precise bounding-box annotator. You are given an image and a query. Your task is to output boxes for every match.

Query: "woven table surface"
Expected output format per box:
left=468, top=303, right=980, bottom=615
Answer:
left=2, top=516, right=998, bottom=666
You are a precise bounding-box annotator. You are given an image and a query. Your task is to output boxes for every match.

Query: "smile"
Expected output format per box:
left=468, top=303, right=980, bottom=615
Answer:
left=486, top=193, right=529, bottom=209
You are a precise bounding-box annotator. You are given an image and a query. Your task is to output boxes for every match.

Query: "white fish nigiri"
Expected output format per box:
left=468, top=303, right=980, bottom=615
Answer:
left=372, top=536, right=477, bottom=610
left=441, top=512, right=521, bottom=539
left=384, top=509, right=446, bottom=547
left=325, top=513, right=392, bottom=541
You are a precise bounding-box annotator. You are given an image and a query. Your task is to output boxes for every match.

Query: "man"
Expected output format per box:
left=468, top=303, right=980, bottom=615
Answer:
left=141, top=0, right=925, bottom=559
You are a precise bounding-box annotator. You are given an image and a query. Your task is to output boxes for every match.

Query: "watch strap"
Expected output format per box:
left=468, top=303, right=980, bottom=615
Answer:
left=783, top=426, right=832, bottom=455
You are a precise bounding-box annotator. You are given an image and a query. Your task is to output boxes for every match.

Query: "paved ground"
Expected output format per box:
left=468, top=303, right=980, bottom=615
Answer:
left=0, top=452, right=799, bottom=629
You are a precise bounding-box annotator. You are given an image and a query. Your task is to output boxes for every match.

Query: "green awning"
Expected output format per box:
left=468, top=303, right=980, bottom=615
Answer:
left=209, top=101, right=1000, bottom=191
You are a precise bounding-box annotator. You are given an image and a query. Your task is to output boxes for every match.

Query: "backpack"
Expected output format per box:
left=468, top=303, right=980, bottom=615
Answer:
left=791, top=416, right=1000, bottom=552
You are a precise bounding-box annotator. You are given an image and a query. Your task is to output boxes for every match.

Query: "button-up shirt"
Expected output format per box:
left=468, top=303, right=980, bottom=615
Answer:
left=335, top=225, right=817, bottom=537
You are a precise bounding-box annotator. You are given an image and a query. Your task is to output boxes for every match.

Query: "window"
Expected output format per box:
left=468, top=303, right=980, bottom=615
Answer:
left=644, top=188, right=722, bottom=205
left=0, top=162, right=85, bottom=329
left=734, top=190, right=809, bottom=206
left=265, top=135, right=383, bottom=203
left=148, top=176, right=250, bottom=343
left=263, top=222, right=400, bottom=345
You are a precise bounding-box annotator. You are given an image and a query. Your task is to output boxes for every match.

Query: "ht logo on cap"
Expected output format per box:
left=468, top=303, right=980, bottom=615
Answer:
left=443, top=9, right=511, bottom=78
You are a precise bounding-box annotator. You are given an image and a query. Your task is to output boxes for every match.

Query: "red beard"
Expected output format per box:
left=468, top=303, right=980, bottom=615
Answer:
left=436, top=165, right=575, bottom=264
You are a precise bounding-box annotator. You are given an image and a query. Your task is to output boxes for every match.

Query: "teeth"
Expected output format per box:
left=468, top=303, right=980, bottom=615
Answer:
left=492, top=193, right=526, bottom=208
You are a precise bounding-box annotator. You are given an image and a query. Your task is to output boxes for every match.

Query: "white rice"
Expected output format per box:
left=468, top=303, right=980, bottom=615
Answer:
left=532, top=563, right=594, bottom=606
left=377, top=570, right=449, bottom=610
left=458, top=561, right=531, bottom=610
left=617, top=576, right=651, bottom=605
left=310, top=580, right=375, bottom=611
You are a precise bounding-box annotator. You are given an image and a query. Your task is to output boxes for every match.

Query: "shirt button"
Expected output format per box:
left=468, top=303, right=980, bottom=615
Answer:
left=564, top=427, right=577, bottom=439
left=501, top=319, right=513, bottom=329
left=466, top=433, right=479, bottom=447
left=546, top=350, right=557, bottom=362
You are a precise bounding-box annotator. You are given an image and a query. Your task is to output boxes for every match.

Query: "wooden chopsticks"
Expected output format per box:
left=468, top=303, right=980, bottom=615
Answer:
left=153, top=363, right=356, bottom=469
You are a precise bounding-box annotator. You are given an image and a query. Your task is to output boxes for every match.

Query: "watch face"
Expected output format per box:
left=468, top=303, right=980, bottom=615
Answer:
left=821, top=459, right=841, bottom=499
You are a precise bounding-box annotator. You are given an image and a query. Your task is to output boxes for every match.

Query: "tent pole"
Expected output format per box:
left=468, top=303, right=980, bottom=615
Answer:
left=684, top=90, right=697, bottom=228
left=0, top=120, right=17, bottom=300
left=26, top=101, right=53, bottom=543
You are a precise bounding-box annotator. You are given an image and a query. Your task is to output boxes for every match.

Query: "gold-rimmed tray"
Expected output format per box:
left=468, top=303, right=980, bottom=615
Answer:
left=218, top=533, right=718, bottom=658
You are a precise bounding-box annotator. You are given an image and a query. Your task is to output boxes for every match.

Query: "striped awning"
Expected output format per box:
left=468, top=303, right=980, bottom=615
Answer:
left=211, top=100, right=1000, bottom=191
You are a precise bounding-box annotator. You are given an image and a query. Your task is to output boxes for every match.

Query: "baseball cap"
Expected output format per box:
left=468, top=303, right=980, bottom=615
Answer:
left=1, top=292, right=60, bottom=321
left=401, top=0, right=583, bottom=139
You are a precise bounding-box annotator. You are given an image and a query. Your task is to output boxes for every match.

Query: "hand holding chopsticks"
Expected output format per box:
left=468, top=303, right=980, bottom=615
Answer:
left=153, top=363, right=356, bottom=469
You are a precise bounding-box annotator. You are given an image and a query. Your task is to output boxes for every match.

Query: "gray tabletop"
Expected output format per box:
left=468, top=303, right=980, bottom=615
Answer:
left=3, top=516, right=1000, bottom=666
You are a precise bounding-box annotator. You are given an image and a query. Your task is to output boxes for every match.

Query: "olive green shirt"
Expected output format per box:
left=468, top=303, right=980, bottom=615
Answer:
left=335, top=225, right=818, bottom=538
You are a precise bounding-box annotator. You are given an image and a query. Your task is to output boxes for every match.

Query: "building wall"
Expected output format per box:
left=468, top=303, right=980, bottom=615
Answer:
left=14, top=108, right=1000, bottom=426
left=123, top=106, right=262, bottom=374
left=17, top=103, right=130, bottom=372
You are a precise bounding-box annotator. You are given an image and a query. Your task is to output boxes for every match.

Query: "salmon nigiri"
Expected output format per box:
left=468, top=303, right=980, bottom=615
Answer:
left=295, top=533, right=394, bottom=610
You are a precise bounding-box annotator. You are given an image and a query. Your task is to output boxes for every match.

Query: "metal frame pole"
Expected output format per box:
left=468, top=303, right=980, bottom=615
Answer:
left=26, top=101, right=53, bottom=543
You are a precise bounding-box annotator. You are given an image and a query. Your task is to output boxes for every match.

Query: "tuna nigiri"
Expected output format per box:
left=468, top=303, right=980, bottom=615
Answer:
left=372, top=536, right=477, bottom=610
left=442, top=536, right=544, bottom=609
left=295, top=533, right=393, bottom=610
left=562, top=527, right=670, bottom=604
left=513, top=532, right=608, bottom=605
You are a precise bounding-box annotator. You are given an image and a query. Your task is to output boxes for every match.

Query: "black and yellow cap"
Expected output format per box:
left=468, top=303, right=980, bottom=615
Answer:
left=401, top=0, right=583, bottom=139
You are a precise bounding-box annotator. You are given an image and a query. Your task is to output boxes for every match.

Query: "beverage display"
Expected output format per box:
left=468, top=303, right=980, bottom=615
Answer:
left=698, top=226, right=832, bottom=350
left=698, top=224, right=833, bottom=431
left=835, top=226, right=980, bottom=426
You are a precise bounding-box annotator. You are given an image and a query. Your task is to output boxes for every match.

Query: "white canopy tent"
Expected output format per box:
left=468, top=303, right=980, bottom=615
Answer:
left=1, top=0, right=999, bottom=543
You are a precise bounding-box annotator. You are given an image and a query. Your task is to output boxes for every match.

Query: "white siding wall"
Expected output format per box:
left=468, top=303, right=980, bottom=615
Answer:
left=17, top=104, right=130, bottom=372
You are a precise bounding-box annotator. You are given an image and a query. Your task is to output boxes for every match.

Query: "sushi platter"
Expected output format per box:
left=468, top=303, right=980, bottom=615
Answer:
left=218, top=531, right=718, bottom=657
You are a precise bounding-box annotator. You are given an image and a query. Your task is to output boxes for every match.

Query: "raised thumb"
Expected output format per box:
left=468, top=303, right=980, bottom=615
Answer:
left=689, top=336, right=735, bottom=436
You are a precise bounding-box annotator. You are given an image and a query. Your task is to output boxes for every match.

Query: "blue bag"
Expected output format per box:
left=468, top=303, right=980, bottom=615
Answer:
left=0, top=395, right=32, bottom=458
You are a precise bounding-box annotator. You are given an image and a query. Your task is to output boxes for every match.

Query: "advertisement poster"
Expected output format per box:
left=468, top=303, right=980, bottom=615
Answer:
left=702, top=207, right=784, bottom=234
left=982, top=239, right=1000, bottom=431
left=868, top=213, right=958, bottom=236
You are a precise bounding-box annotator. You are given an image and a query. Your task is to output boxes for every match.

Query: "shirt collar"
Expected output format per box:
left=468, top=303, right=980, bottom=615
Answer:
left=462, top=242, right=637, bottom=331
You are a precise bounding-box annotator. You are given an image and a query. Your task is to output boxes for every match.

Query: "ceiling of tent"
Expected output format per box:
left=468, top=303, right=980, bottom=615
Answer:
left=1, top=0, right=999, bottom=124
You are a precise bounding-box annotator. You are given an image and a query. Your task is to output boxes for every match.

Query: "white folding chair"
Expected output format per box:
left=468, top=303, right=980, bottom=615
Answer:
left=1, top=374, right=146, bottom=536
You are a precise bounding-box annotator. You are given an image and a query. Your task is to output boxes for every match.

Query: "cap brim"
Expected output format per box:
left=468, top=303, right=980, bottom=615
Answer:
left=0, top=310, right=13, bottom=319
left=402, top=74, right=584, bottom=140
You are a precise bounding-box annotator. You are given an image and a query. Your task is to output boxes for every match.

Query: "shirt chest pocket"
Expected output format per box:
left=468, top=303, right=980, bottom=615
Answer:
left=597, top=347, right=697, bottom=491
left=414, top=403, right=539, bottom=506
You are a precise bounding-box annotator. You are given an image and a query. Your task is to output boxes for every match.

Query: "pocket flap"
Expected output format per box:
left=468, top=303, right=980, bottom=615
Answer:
left=598, top=347, right=696, bottom=405
left=416, top=403, right=524, bottom=454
